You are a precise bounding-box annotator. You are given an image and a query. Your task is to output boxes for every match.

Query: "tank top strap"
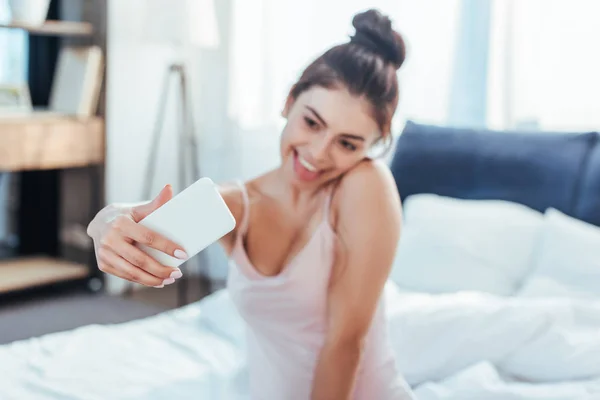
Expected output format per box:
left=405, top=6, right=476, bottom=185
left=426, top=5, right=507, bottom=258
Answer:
left=236, top=180, right=251, bottom=237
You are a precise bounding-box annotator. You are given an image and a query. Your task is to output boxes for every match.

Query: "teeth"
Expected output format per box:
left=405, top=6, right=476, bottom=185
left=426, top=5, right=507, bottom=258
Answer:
left=298, top=155, right=318, bottom=172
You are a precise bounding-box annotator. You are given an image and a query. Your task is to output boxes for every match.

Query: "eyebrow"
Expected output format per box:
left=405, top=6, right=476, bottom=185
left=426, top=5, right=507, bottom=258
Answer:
left=305, top=106, right=366, bottom=141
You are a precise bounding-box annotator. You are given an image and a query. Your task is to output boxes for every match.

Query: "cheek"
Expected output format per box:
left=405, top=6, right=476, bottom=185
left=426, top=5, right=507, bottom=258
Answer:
left=279, top=126, right=300, bottom=158
left=281, top=122, right=309, bottom=148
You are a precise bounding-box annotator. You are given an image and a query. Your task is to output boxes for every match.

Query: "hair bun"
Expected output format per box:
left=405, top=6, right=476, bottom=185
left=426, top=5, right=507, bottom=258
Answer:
left=350, top=9, right=406, bottom=69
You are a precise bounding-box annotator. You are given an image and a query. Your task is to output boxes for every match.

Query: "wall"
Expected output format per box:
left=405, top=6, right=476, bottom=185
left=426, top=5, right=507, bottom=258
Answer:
left=106, top=0, right=236, bottom=294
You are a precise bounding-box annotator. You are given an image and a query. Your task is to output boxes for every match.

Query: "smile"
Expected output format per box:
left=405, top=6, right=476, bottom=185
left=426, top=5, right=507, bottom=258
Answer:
left=298, top=154, right=318, bottom=172
left=292, top=150, right=323, bottom=182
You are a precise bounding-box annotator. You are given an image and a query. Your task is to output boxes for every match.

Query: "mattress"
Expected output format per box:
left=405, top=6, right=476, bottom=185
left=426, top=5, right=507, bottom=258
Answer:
left=1, top=283, right=600, bottom=400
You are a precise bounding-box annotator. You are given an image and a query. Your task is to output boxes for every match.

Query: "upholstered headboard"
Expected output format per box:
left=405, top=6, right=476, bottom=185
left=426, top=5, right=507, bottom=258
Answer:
left=389, top=121, right=600, bottom=226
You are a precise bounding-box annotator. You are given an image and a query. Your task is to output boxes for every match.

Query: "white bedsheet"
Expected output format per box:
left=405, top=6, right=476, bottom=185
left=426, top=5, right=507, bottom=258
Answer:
left=2, top=283, right=600, bottom=400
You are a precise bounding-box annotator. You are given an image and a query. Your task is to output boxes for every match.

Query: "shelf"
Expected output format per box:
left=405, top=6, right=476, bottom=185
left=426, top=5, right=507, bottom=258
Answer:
left=0, top=256, right=89, bottom=294
left=0, top=20, right=93, bottom=37
left=0, top=115, right=104, bottom=171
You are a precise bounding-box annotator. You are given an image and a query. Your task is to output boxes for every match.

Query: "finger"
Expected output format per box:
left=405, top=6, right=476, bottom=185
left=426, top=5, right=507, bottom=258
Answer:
left=98, top=250, right=137, bottom=282
left=110, top=238, right=182, bottom=280
left=112, top=215, right=188, bottom=260
left=98, top=261, right=138, bottom=285
left=100, top=263, right=165, bottom=289
left=131, top=184, right=173, bottom=222
left=99, top=248, right=167, bottom=287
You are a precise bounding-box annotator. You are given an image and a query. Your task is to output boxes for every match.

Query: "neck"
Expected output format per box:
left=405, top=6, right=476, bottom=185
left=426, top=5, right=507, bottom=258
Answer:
left=268, top=167, right=330, bottom=207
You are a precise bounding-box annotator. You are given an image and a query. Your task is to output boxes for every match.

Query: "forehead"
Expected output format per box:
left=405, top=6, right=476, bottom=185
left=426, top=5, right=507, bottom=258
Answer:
left=294, top=86, right=380, bottom=138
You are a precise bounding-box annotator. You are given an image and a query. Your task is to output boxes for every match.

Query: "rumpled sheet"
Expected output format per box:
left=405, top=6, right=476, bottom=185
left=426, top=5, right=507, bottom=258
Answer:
left=1, top=282, right=599, bottom=399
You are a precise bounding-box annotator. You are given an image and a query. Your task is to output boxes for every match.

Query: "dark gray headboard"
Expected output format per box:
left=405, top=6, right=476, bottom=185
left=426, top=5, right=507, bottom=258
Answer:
left=389, top=121, right=600, bottom=226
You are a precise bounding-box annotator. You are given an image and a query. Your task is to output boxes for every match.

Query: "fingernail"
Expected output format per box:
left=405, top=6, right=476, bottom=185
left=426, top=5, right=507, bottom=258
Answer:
left=163, top=277, right=175, bottom=285
left=154, top=284, right=164, bottom=288
left=170, top=269, right=183, bottom=279
left=174, top=249, right=188, bottom=260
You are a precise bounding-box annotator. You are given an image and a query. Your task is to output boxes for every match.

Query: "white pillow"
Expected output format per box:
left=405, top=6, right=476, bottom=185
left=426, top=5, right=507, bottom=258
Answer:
left=390, top=194, right=544, bottom=296
left=518, top=208, right=600, bottom=299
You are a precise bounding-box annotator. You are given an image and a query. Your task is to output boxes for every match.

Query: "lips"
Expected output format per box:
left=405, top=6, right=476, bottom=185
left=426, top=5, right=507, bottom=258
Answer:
left=293, top=150, right=321, bottom=182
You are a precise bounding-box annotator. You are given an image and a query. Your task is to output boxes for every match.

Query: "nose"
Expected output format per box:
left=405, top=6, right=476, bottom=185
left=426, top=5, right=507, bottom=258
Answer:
left=310, top=135, right=331, bottom=163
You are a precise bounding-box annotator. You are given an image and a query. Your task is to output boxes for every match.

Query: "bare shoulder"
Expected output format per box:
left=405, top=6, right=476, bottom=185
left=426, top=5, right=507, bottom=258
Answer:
left=339, top=159, right=398, bottom=194
left=331, top=159, right=402, bottom=226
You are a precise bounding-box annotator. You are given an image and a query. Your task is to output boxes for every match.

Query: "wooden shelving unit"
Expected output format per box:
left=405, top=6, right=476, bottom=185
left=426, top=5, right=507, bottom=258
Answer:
left=0, top=256, right=89, bottom=294
left=0, top=115, right=104, bottom=294
left=0, top=2, right=107, bottom=297
left=0, top=20, right=93, bottom=36
left=0, top=115, right=104, bottom=171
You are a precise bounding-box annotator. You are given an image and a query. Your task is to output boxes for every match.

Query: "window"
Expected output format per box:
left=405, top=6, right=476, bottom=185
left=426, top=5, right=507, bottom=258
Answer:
left=0, top=0, right=28, bottom=84
left=487, top=0, right=600, bottom=131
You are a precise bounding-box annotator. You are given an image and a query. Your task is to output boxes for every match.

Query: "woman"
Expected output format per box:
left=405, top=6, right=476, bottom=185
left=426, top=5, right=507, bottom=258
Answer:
left=87, top=9, right=415, bottom=400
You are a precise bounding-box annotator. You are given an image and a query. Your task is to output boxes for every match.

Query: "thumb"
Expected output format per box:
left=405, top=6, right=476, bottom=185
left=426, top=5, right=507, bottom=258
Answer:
left=131, top=184, right=173, bottom=222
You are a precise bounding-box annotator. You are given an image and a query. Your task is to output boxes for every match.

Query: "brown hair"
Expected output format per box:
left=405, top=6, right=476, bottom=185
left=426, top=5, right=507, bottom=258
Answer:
left=289, top=9, right=406, bottom=148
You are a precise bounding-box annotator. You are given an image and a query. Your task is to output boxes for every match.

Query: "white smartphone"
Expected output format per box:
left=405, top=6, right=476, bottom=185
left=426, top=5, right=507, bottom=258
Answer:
left=136, top=177, right=236, bottom=268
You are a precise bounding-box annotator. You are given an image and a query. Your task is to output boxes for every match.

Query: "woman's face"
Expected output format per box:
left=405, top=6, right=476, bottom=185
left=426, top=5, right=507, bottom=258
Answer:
left=279, top=86, right=382, bottom=188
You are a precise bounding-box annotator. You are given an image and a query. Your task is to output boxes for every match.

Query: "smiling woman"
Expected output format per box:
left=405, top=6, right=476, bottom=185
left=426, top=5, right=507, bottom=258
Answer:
left=87, top=8, right=415, bottom=400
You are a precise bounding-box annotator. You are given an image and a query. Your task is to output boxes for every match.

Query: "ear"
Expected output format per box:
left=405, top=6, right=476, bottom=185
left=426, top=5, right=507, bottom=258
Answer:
left=367, top=133, right=393, bottom=159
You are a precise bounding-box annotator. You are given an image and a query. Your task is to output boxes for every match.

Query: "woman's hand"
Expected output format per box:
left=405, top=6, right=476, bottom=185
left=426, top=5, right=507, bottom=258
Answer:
left=87, top=184, right=188, bottom=288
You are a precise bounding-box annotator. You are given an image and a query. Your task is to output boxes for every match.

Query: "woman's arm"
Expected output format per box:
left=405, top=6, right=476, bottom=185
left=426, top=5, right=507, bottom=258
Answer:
left=311, top=161, right=402, bottom=400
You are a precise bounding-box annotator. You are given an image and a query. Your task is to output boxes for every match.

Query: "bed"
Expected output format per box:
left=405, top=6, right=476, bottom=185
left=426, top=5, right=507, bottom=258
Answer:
left=2, top=121, right=600, bottom=400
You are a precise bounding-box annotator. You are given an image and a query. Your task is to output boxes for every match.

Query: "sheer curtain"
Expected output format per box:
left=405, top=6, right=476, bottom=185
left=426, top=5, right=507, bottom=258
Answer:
left=487, top=0, right=600, bottom=132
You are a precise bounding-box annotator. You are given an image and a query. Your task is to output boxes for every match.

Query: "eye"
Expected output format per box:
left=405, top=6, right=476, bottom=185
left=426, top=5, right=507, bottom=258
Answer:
left=304, top=116, right=319, bottom=130
left=340, top=139, right=357, bottom=151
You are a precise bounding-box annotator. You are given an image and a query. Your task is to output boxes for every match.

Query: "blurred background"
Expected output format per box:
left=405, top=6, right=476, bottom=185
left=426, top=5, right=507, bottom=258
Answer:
left=0, top=0, right=599, bottom=352
left=1, top=1, right=600, bottom=398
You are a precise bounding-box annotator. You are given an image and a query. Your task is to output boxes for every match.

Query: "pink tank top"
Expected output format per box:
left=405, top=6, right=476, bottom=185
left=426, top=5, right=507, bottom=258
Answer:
left=227, top=182, right=414, bottom=400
